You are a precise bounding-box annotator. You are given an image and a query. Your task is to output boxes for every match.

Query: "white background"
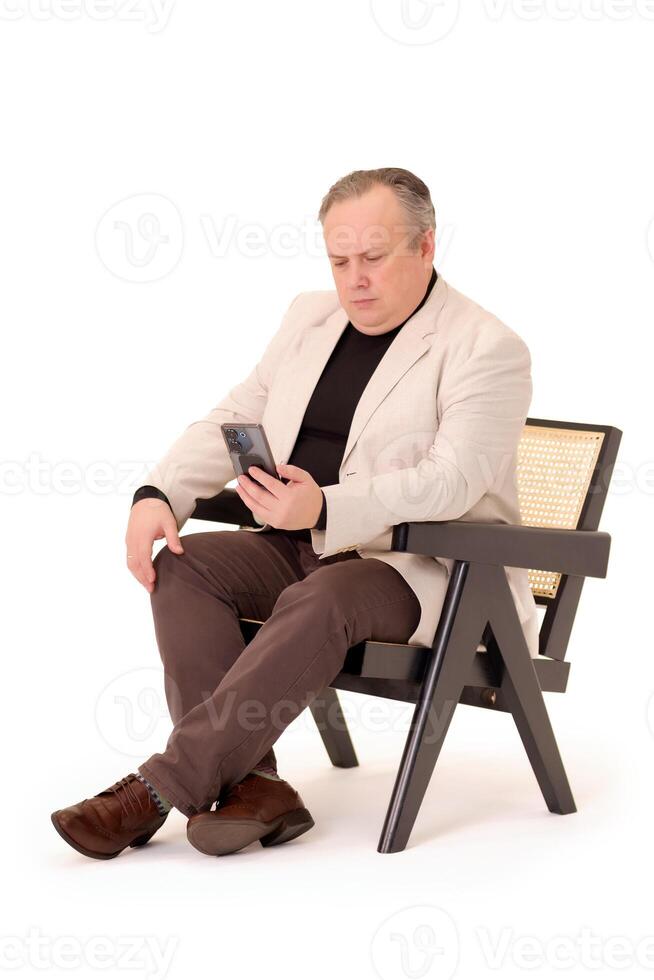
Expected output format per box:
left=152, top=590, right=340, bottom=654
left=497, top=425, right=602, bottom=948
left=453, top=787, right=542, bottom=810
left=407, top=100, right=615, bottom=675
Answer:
left=2, top=2, right=653, bottom=978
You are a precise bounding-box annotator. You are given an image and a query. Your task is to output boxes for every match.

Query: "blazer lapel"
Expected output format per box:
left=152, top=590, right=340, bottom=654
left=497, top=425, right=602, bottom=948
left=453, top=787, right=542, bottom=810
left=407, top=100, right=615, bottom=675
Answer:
left=271, top=305, right=350, bottom=467
left=340, top=273, right=448, bottom=469
left=272, top=273, right=448, bottom=472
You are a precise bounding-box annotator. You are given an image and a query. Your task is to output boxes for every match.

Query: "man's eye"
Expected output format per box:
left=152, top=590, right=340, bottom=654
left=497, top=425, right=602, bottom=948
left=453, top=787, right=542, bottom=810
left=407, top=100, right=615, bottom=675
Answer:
left=333, top=256, right=381, bottom=267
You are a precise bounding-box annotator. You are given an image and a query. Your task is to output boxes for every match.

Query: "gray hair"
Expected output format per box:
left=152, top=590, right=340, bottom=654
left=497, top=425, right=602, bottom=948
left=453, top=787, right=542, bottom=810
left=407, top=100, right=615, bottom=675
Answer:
left=317, top=167, right=436, bottom=252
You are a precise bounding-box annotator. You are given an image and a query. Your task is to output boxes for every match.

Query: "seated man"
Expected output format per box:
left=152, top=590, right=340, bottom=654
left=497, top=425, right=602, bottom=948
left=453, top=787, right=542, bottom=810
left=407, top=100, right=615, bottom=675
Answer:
left=51, top=166, right=539, bottom=859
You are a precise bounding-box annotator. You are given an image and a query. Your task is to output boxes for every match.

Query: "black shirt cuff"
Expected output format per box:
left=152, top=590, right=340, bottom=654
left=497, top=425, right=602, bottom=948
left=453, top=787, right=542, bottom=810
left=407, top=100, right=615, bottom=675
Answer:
left=312, top=489, right=327, bottom=530
left=132, top=485, right=173, bottom=510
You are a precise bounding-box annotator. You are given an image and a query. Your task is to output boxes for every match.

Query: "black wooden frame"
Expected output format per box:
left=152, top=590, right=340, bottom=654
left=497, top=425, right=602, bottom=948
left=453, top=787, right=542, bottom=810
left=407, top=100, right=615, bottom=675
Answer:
left=190, top=417, right=622, bottom=852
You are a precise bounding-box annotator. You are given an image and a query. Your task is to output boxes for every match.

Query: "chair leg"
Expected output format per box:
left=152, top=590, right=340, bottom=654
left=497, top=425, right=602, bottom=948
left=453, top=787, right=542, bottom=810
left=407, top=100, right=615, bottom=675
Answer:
left=488, top=565, right=576, bottom=816
left=377, top=562, right=489, bottom=853
left=309, top=686, right=358, bottom=768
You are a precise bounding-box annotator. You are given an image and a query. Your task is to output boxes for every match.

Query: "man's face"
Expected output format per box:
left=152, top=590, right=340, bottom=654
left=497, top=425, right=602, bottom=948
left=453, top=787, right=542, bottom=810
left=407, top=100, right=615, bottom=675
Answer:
left=323, top=183, right=435, bottom=335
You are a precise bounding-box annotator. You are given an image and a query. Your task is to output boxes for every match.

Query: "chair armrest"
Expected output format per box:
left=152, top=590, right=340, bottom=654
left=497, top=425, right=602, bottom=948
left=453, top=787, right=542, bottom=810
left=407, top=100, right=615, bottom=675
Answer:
left=191, top=488, right=260, bottom=526
left=391, top=520, right=611, bottom=578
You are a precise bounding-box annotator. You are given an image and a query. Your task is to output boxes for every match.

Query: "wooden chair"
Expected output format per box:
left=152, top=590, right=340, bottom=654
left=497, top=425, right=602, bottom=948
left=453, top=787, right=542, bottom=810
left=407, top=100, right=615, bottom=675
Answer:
left=190, top=418, right=622, bottom=852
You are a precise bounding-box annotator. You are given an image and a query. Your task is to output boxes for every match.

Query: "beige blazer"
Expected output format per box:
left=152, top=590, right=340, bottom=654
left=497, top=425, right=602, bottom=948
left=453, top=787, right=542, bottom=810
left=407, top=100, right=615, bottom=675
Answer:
left=142, top=273, right=540, bottom=657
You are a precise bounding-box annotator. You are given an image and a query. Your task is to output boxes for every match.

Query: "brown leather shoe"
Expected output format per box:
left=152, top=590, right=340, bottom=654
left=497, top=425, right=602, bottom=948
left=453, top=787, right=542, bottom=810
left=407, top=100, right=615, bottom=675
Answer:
left=51, top=774, right=168, bottom=860
left=186, top=773, right=314, bottom=856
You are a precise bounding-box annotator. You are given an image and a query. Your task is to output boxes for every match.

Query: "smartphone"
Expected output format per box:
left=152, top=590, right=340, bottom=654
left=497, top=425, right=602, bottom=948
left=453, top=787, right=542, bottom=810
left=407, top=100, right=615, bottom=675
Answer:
left=220, top=423, right=286, bottom=487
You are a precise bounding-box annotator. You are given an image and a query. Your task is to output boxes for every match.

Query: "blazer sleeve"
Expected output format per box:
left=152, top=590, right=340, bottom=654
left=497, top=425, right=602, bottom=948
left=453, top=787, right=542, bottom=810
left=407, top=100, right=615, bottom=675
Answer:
left=138, top=292, right=304, bottom=532
left=316, top=328, right=533, bottom=557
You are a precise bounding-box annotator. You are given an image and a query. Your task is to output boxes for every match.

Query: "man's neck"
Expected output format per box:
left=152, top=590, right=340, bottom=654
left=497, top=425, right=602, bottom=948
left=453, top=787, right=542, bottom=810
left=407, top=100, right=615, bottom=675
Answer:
left=351, top=265, right=437, bottom=335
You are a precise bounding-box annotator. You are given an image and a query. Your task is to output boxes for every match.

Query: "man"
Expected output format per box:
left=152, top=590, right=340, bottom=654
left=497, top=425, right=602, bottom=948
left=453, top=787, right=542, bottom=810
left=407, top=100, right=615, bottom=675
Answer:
left=51, top=167, right=539, bottom=860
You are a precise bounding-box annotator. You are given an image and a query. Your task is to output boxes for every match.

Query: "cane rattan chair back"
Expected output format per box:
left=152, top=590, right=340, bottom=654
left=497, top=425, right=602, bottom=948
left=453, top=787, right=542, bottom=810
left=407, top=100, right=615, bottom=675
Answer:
left=516, top=419, right=620, bottom=661
left=517, top=422, right=604, bottom=599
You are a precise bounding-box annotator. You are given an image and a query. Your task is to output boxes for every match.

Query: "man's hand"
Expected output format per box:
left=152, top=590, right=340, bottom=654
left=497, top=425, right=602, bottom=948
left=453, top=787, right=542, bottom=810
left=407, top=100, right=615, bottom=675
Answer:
left=234, top=463, right=323, bottom=530
left=125, top=497, right=184, bottom=593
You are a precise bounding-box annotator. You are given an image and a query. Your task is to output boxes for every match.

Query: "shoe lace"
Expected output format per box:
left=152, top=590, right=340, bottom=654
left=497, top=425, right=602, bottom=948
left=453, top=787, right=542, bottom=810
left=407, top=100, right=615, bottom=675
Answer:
left=104, top=775, right=148, bottom=818
left=215, top=779, right=247, bottom=809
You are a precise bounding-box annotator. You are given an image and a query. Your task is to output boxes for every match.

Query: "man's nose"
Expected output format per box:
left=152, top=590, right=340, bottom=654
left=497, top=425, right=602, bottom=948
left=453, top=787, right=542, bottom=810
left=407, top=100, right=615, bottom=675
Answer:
left=347, top=262, right=369, bottom=290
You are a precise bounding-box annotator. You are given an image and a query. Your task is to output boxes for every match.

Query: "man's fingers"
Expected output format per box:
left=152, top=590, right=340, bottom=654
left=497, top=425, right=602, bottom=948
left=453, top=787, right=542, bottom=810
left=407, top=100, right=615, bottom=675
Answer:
left=136, top=549, right=155, bottom=590
left=126, top=502, right=185, bottom=595
left=164, top=519, right=185, bottom=554
left=246, top=466, right=284, bottom=498
left=140, top=550, right=155, bottom=580
left=235, top=482, right=271, bottom=517
left=276, top=462, right=307, bottom=482
left=126, top=551, right=154, bottom=592
left=238, top=472, right=268, bottom=504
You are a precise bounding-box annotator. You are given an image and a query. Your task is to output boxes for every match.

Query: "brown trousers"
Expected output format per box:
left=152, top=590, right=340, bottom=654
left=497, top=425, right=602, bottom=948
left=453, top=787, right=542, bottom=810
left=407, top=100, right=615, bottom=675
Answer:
left=138, top=528, right=421, bottom=817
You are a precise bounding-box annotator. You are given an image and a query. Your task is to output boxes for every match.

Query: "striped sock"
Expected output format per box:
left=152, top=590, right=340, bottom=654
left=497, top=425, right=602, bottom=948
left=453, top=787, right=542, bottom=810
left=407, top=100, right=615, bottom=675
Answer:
left=136, top=770, right=172, bottom=815
left=250, top=764, right=282, bottom=781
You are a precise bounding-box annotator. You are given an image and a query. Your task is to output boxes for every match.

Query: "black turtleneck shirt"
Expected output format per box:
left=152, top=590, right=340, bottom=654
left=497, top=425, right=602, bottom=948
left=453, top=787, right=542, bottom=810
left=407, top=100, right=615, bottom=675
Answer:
left=132, top=266, right=438, bottom=543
